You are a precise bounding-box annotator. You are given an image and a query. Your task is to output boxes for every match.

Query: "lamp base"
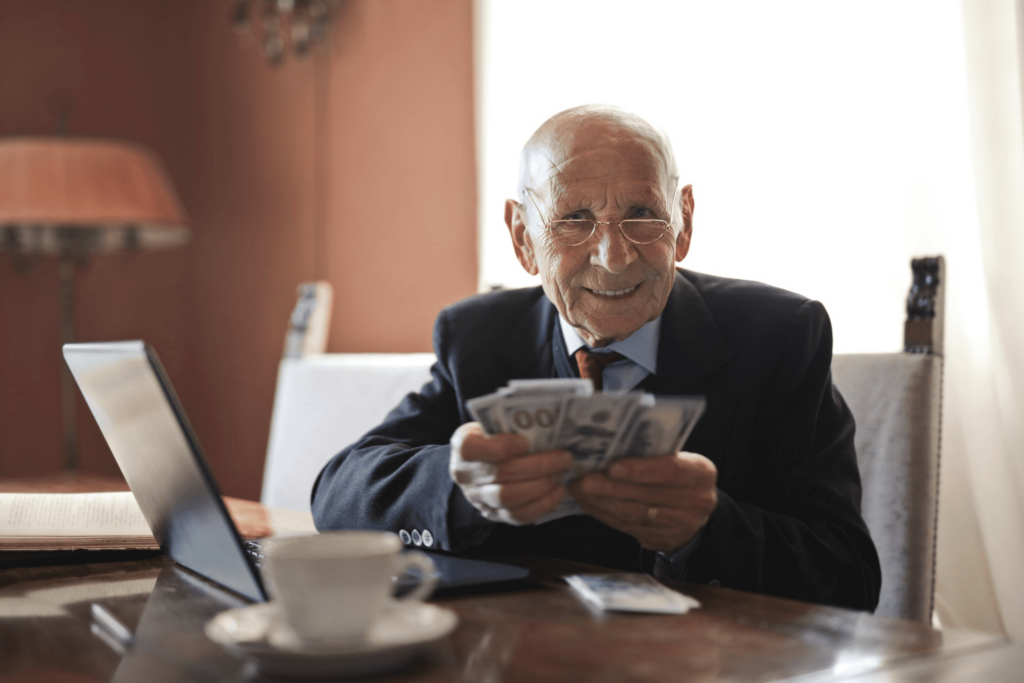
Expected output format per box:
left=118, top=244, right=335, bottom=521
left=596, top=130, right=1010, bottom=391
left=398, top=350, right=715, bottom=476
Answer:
left=59, top=254, right=77, bottom=472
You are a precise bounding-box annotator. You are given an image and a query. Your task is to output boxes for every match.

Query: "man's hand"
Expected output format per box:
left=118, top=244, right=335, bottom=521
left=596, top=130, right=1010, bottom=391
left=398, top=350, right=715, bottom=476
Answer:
left=450, top=422, right=572, bottom=525
left=569, top=451, right=718, bottom=553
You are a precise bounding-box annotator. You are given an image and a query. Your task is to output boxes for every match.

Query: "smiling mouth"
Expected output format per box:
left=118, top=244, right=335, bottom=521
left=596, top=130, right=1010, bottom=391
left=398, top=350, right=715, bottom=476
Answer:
left=587, top=284, right=639, bottom=298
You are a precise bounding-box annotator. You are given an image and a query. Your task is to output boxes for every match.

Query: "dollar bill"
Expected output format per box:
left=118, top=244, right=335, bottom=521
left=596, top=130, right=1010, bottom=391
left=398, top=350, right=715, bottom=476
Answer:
left=465, top=380, right=706, bottom=526
left=602, top=396, right=706, bottom=469
left=466, top=393, right=507, bottom=434
left=501, top=378, right=594, bottom=398
left=556, top=393, right=643, bottom=478
left=497, top=394, right=567, bottom=451
left=669, top=397, right=707, bottom=452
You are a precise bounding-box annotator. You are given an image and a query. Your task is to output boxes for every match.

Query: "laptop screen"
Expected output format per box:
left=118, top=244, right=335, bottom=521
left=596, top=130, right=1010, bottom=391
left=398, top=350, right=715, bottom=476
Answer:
left=63, top=341, right=266, bottom=602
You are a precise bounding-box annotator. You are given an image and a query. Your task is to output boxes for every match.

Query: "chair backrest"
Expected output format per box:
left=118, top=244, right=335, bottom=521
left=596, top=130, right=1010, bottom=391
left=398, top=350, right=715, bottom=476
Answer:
left=831, top=256, right=944, bottom=623
left=260, top=353, right=436, bottom=512
left=261, top=282, right=436, bottom=512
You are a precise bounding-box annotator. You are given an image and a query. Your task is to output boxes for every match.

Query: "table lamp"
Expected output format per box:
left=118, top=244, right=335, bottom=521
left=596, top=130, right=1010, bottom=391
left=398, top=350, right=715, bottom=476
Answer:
left=0, top=137, right=191, bottom=471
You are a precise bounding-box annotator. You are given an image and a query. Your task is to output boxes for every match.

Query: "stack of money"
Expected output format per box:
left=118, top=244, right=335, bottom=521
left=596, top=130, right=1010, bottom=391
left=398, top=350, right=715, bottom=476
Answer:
left=467, top=379, right=706, bottom=523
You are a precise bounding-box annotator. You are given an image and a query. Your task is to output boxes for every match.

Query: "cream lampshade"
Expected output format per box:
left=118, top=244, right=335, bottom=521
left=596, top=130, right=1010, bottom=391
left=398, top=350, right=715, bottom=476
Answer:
left=0, top=137, right=191, bottom=471
left=0, top=137, right=190, bottom=254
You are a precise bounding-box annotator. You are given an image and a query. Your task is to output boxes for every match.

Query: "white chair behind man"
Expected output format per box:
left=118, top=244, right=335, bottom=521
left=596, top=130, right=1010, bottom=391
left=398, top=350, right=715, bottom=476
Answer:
left=260, top=282, right=435, bottom=512
left=261, top=353, right=436, bottom=512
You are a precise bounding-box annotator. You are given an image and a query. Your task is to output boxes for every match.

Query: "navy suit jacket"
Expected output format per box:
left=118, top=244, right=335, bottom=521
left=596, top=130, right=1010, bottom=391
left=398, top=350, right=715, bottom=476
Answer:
left=312, top=269, right=882, bottom=611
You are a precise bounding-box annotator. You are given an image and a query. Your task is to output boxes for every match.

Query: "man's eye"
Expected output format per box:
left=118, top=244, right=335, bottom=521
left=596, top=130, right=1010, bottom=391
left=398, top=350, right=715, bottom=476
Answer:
left=630, top=207, right=654, bottom=219
left=564, top=212, right=588, bottom=221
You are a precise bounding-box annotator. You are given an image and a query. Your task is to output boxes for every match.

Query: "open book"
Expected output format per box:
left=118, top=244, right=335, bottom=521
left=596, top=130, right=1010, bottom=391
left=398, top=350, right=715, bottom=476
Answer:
left=0, top=491, right=308, bottom=552
left=0, top=492, right=156, bottom=551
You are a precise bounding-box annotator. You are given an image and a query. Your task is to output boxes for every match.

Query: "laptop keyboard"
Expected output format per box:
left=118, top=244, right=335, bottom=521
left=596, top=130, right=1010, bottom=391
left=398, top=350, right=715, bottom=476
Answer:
left=243, top=540, right=266, bottom=569
left=241, top=540, right=531, bottom=594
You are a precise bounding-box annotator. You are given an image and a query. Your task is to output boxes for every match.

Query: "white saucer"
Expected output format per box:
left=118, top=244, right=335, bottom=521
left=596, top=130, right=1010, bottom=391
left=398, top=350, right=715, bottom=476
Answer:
left=205, top=600, right=459, bottom=677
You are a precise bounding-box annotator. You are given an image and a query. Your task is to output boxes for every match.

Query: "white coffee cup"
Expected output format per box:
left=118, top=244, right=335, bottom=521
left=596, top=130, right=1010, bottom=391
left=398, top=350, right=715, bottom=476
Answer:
left=262, top=530, right=437, bottom=643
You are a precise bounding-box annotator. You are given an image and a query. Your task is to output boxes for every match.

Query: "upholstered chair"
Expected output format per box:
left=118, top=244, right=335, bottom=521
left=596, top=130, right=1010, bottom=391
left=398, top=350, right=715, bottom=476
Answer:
left=832, top=256, right=944, bottom=623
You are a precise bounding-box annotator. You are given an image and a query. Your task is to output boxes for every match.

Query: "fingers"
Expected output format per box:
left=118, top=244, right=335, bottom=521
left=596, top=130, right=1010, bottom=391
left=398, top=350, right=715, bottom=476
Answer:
left=575, top=472, right=718, bottom=510
left=567, top=450, right=718, bottom=552
left=470, top=477, right=561, bottom=510
left=467, top=480, right=566, bottom=525
left=451, top=459, right=498, bottom=485
left=451, top=422, right=530, bottom=463
left=570, top=486, right=648, bottom=524
left=507, top=484, right=567, bottom=524
left=571, top=487, right=697, bottom=526
left=607, top=451, right=717, bottom=488
left=452, top=452, right=570, bottom=487
left=570, top=481, right=710, bottom=553
left=450, top=422, right=572, bottom=526
left=492, top=449, right=572, bottom=483
left=451, top=422, right=572, bottom=484
left=572, top=493, right=699, bottom=552
left=451, top=444, right=571, bottom=488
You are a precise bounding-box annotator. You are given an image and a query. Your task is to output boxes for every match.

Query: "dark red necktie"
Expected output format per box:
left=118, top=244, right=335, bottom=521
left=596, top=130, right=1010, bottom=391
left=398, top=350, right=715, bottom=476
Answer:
left=574, top=349, right=625, bottom=392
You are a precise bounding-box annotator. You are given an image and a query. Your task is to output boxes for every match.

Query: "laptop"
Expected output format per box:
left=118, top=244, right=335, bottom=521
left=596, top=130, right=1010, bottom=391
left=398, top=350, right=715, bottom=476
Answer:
left=63, top=341, right=529, bottom=602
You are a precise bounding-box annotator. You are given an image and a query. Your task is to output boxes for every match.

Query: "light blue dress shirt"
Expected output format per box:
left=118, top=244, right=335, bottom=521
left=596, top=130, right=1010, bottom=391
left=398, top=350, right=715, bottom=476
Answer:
left=557, top=314, right=703, bottom=581
left=557, top=315, right=660, bottom=391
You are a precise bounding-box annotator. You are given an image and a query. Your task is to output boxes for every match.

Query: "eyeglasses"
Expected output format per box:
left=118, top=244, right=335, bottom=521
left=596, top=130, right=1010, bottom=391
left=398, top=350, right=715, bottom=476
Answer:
left=523, top=187, right=676, bottom=247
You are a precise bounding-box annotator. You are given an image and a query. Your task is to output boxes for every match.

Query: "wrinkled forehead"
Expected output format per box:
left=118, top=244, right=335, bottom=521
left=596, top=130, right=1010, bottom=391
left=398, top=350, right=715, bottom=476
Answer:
left=518, top=109, right=678, bottom=198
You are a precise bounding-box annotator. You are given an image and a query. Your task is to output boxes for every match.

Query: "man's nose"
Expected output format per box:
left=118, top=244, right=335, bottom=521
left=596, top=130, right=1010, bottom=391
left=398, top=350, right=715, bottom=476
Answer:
left=590, top=221, right=638, bottom=273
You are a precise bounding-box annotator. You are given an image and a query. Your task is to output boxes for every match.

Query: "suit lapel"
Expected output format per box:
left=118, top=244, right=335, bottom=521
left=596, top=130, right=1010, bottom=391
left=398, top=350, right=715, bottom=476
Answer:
left=550, top=315, right=577, bottom=379
left=495, top=291, right=576, bottom=380
left=656, top=270, right=738, bottom=465
left=654, top=270, right=734, bottom=395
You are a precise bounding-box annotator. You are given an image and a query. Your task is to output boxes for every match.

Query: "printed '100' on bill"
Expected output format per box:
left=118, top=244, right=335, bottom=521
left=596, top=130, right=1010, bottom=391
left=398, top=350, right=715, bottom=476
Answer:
left=497, top=394, right=566, bottom=452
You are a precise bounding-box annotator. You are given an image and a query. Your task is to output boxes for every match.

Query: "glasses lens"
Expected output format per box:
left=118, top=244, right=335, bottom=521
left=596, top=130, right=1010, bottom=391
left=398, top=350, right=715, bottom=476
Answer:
left=621, top=220, right=669, bottom=244
left=549, top=220, right=595, bottom=246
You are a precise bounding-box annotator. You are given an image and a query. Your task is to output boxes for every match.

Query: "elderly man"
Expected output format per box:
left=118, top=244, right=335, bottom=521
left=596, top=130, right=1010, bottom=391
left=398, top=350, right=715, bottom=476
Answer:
left=312, top=105, right=881, bottom=611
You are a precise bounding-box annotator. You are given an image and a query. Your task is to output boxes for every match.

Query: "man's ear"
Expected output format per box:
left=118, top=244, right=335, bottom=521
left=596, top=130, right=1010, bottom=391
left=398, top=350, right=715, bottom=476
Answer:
left=675, top=184, right=694, bottom=262
left=506, top=199, right=539, bottom=275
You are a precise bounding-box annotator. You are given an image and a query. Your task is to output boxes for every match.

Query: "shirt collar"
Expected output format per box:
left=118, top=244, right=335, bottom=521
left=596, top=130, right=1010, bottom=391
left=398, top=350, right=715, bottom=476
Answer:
left=558, top=313, right=660, bottom=376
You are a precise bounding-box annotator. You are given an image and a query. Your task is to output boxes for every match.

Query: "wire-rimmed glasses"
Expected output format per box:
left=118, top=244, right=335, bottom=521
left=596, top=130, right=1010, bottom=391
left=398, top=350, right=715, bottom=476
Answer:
left=524, top=187, right=677, bottom=247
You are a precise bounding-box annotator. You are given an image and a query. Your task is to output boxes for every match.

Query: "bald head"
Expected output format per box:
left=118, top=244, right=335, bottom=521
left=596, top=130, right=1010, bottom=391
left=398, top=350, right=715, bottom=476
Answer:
left=505, top=104, right=694, bottom=348
left=517, top=105, right=679, bottom=202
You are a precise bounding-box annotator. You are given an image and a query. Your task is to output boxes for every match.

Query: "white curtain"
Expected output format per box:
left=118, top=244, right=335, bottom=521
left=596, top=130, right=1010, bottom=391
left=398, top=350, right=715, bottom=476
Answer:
left=476, top=0, right=1024, bottom=636
left=936, top=0, right=1024, bottom=637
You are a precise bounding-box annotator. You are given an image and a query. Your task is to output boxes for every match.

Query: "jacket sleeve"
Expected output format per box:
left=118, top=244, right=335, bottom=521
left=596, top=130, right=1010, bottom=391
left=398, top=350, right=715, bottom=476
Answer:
left=310, top=309, right=490, bottom=551
left=685, top=300, right=882, bottom=611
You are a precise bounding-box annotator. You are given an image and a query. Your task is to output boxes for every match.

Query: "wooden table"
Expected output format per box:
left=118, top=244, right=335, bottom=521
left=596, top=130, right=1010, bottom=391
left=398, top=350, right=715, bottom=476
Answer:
left=0, top=551, right=1008, bottom=682
left=0, top=476, right=1010, bottom=682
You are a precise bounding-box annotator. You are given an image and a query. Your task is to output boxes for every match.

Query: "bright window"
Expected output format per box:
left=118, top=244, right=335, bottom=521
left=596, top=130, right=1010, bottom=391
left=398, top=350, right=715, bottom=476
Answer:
left=475, top=0, right=975, bottom=353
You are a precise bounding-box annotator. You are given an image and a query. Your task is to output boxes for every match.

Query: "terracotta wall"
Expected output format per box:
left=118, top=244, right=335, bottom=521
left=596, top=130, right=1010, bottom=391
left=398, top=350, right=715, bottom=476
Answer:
left=0, top=0, right=195, bottom=482
left=0, top=0, right=478, bottom=500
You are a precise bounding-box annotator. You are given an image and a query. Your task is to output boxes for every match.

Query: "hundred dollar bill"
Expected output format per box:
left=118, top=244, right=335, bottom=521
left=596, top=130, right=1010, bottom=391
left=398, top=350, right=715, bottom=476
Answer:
left=499, top=378, right=594, bottom=398
left=601, top=396, right=706, bottom=469
left=534, top=397, right=706, bottom=525
left=467, top=381, right=708, bottom=527
left=497, top=394, right=567, bottom=451
left=555, top=392, right=643, bottom=478
left=468, top=379, right=592, bottom=436
left=669, top=397, right=707, bottom=453
left=466, top=393, right=507, bottom=434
